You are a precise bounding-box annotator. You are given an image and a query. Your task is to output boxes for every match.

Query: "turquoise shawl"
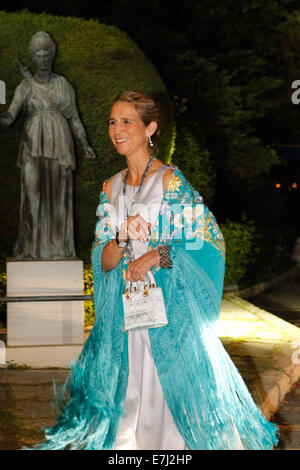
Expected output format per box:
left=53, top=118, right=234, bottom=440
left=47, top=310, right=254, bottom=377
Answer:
left=31, top=166, right=278, bottom=450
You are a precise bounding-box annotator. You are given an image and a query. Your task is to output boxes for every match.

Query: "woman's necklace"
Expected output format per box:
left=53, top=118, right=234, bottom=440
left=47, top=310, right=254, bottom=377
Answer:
left=122, top=154, right=156, bottom=262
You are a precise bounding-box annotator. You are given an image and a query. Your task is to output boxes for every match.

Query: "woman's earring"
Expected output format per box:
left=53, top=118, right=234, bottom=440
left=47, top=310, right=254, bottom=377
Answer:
left=149, top=136, right=154, bottom=147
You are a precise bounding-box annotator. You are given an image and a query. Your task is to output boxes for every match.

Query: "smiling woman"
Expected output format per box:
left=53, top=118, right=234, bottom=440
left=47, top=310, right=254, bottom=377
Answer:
left=27, top=90, right=279, bottom=451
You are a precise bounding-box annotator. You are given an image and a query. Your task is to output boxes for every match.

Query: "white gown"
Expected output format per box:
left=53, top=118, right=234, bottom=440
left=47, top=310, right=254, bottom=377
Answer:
left=110, top=165, right=187, bottom=450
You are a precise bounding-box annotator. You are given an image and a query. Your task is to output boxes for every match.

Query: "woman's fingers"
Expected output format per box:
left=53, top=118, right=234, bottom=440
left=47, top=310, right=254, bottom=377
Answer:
left=126, top=252, right=156, bottom=283
left=127, top=271, right=145, bottom=282
left=119, top=215, right=151, bottom=241
left=126, top=264, right=142, bottom=282
left=127, top=215, right=150, bottom=241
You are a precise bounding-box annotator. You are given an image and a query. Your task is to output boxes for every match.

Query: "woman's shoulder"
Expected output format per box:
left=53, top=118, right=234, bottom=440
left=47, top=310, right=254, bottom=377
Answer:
left=163, top=165, right=175, bottom=193
left=102, top=170, right=123, bottom=201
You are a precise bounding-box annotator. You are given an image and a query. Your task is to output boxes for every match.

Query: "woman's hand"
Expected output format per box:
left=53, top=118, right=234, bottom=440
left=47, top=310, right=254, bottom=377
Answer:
left=119, top=214, right=151, bottom=243
left=121, top=214, right=155, bottom=281
left=126, top=250, right=159, bottom=282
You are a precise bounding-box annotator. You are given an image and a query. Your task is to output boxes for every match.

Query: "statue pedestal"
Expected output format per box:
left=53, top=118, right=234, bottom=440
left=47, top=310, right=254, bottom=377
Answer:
left=6, top=259, right=85, bottom=368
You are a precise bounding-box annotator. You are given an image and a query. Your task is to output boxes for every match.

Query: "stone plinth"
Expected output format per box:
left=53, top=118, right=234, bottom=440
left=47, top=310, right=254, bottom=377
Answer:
left=5, top=259, right=85, bottom=367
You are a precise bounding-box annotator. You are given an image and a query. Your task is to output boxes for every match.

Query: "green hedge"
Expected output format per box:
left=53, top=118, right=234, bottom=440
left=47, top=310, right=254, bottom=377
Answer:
left=220, top=216, right=261, bottom=286
left=0, top=10, right=175, bottom=265
left=171, top=124, right=216, bottom=206
left=221, top=217, right=297, bottom=287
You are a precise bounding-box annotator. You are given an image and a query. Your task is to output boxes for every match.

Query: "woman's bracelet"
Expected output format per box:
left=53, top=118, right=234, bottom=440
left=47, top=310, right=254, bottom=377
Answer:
left=158, top=245, right=173, bottom=268
left=115, top=231, right=128, bottom=248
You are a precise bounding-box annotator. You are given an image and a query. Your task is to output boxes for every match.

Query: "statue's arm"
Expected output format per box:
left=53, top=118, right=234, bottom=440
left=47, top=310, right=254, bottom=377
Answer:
left=0, top=80, right=29, bottom=127
left=0, top=111, right=14, bottom=127
left=67, top=82, right=96, bottom=159
left=69, top=110, right=89, bottom=147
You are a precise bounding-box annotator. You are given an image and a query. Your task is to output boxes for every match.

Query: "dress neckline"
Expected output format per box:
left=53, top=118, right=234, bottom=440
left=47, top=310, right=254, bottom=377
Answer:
left=123, top=164, right=166, bottom=187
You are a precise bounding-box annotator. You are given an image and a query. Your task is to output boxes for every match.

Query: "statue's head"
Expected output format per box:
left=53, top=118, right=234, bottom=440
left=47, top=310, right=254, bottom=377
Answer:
left=29, top=32, right=56, bottom=71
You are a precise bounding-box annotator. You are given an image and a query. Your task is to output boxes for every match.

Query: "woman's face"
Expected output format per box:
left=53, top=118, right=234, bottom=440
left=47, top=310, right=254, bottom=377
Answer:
left=33, top=49, right=53, bottom=72
left=108, top=101, right=156, bottom=158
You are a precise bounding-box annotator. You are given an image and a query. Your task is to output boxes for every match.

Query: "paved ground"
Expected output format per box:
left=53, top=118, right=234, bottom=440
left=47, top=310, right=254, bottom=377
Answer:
left=219, top=292, right=300, bottom=422
left=249, top=272, right=300, bottom=329
left=1, top=267, right=300, bottom=450
left=271, top=379, right=300, bottom=450
left=0, top=369, right=68, bottom=450
left=249, top=270, right=300, bottom=450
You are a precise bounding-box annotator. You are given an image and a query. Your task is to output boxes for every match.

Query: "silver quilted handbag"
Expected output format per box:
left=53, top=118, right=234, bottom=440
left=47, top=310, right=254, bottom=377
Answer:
left=122, top=270, right=168, bottom=331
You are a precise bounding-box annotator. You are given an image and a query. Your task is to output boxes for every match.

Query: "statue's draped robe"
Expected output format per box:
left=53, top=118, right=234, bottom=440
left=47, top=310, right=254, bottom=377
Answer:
left=8, top=74, right=78, bottom=258
left=28, top=167, right=278, bottom=450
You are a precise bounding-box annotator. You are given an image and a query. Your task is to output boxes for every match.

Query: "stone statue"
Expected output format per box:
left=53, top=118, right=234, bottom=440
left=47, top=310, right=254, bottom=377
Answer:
left=0, top=32, right=96, bottom=260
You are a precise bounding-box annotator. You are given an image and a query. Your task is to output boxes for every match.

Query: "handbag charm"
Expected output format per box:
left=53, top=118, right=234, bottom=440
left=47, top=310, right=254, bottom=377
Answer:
left=122, top=270, right=168, bottom=331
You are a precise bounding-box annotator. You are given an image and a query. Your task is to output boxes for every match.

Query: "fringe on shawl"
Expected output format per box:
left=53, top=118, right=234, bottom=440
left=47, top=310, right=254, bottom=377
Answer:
left=23, top=244, right=128, bottom=450
left=149, top=246, right=279, bottom=450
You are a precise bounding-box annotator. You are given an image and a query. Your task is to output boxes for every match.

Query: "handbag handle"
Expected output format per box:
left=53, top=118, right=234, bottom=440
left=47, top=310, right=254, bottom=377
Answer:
left=145, top=270, right=156, bottom=287
left=124, top=270, right=156, bottom=293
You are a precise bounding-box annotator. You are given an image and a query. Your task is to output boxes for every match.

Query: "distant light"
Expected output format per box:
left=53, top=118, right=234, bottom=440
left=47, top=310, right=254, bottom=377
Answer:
left=291, top=182, right=298, bottom=189
left=275, top=183, right=281, bottom=188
